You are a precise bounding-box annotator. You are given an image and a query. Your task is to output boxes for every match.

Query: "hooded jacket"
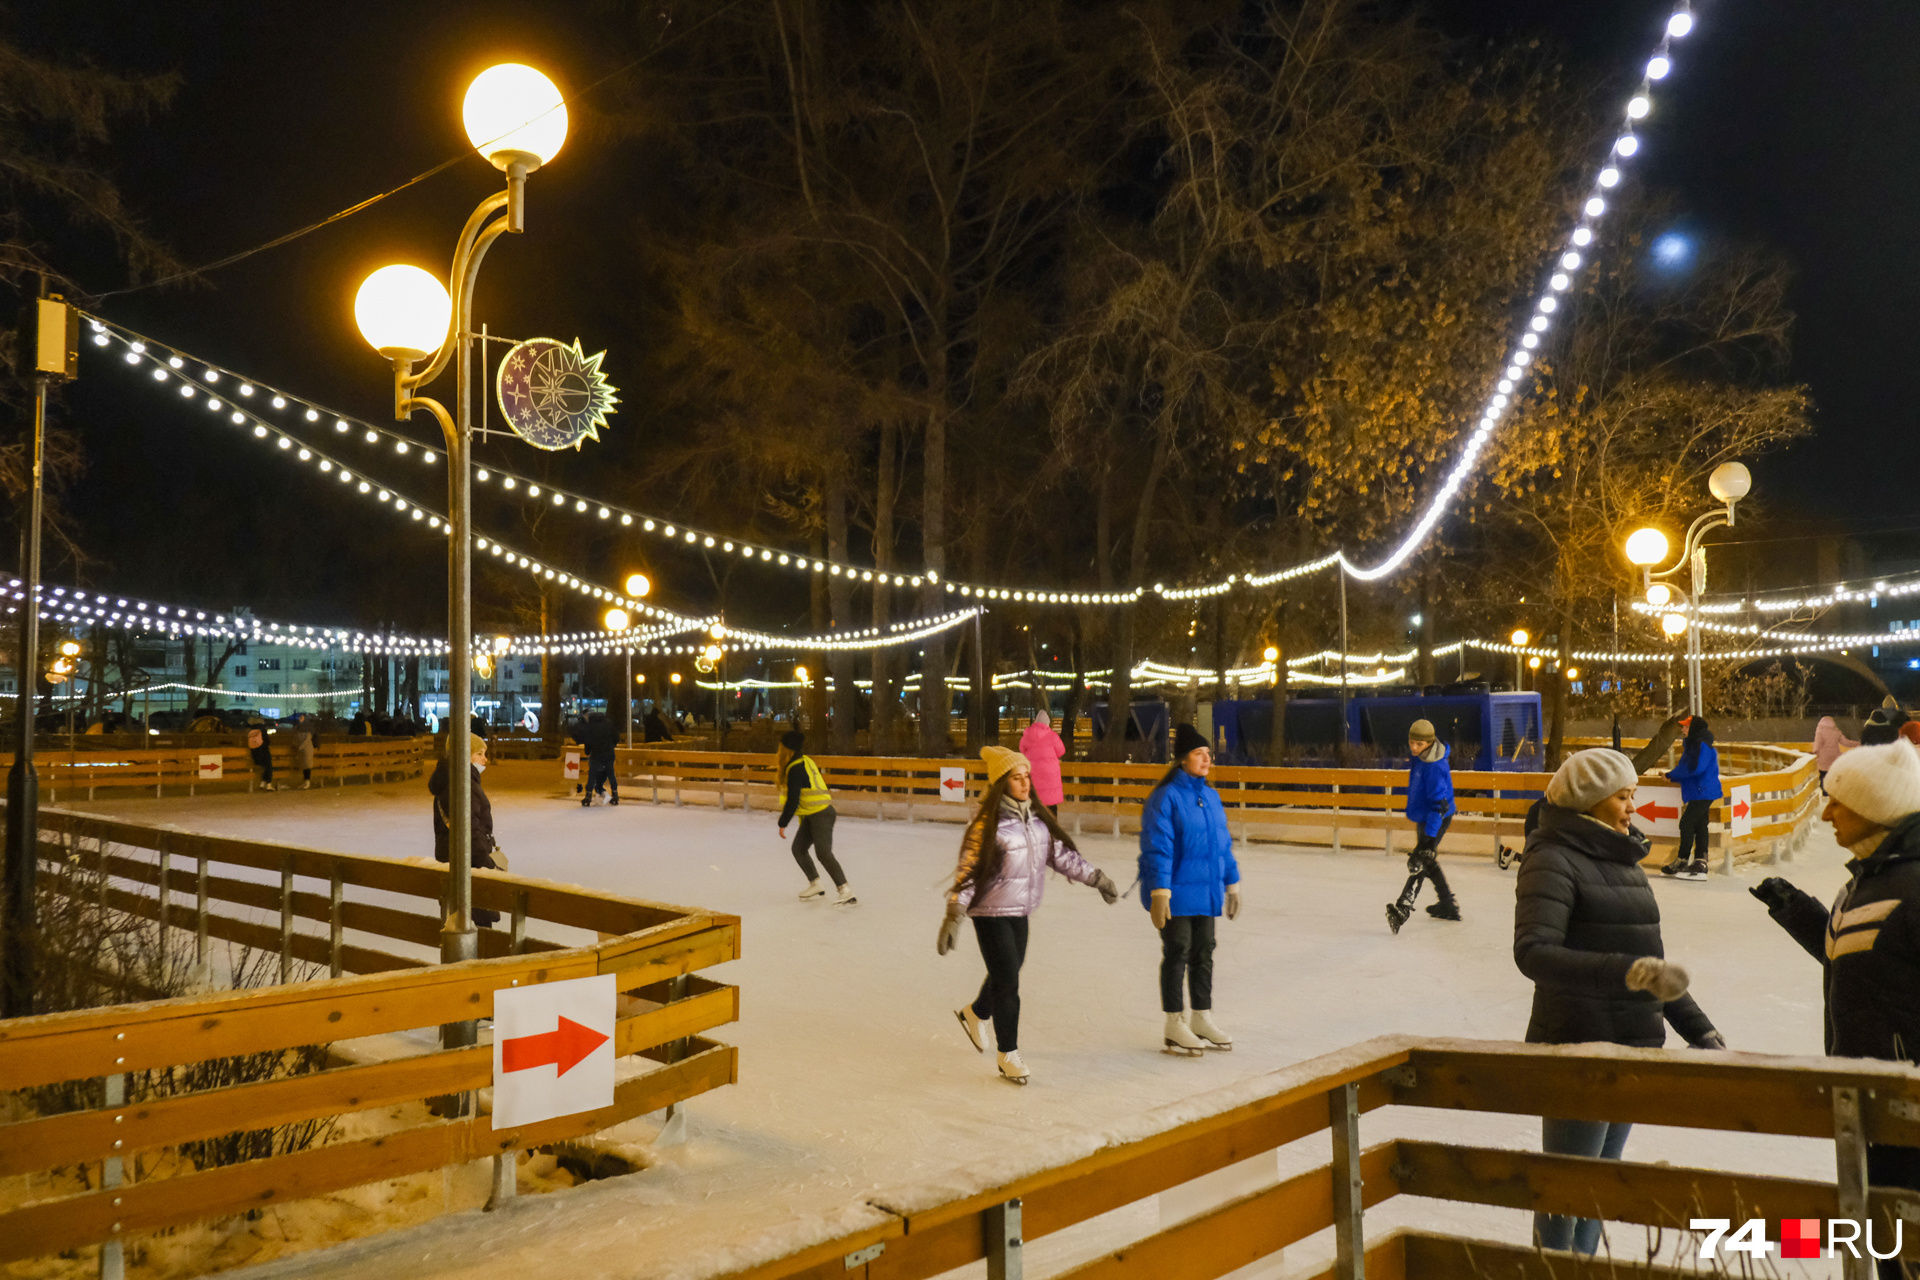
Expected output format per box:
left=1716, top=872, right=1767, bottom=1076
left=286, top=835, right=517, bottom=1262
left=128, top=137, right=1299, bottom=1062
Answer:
left=1017, top=721, right=1067, bottom=807
left=949, top=803, right=1100, bottom=917
left=1514, top=803, right=1718, bottom=1048
left=1405, top=741, right=1455, bottom=836
left=1138, top=768, right=1240, bottom=917
left=1760, top=811, right=1920, bottom=1062
left=1665, top=741, right=1722, bottom=804
left=1814, top=717, right=1859, bottom=771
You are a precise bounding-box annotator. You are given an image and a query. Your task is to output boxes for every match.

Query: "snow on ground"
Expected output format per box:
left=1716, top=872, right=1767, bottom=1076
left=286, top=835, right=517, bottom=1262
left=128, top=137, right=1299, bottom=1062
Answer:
left=67, top=762, right=1862, bottom=1279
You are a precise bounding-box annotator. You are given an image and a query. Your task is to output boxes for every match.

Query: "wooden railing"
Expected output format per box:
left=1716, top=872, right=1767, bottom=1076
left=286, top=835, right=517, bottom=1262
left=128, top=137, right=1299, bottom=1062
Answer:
left=685, top=1035, right=1920, bottom=1280
left=0, top=736, right=432, bottom=801
left=617, top=746, right=1821, bottom=862
left=0, top=807, right=740, bottom=1265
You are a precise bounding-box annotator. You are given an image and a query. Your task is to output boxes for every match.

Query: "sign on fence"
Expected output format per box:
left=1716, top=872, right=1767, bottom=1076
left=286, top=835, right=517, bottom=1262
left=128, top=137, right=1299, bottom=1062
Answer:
left=938, top=766, right=967, bottom=802
left=197, top=753, right=223, bottom=781
left=1632, top=784, right=1684, bottom=838
left=563, top=751, right=581, bottom=781
left=492, top=973, right=616, bottom=1129
left=1730, top=783, right=1753, bottom=838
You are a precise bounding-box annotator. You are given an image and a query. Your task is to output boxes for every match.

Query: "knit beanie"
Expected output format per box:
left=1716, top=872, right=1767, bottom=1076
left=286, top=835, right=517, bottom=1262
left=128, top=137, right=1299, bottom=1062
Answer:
left=468, top=733, right=488, bottom=759
left=1545, top=748, right=1639, bottom=813
left=1032, top=708, right=1051, bottom=727
left=981, top=745, right=1031, bottom=785
left=780, top=729, right=805, bottom=752
left=1407, top=719, right=1436, bottom=740
left=1824, top=739, right=1920, bottom=828
left=1172, top=722, right=1209, bottom=760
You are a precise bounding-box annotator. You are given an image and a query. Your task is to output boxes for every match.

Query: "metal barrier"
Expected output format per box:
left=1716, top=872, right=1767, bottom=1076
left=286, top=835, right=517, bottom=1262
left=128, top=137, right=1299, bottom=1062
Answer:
left=688, top=1035, right=1920, bottom=1280
left=0, top=807, right=740, bottom=1267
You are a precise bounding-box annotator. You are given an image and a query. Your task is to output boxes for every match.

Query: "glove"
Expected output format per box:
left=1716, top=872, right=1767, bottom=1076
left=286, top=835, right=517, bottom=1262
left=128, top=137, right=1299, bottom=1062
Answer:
left=1092, top=871, right=1120, bottom=905
left=1750, top=877, right=1797, bottom=912
left=936, top=905, right=965, bottom=956
left=1150, top=889, right=1172, bottom=931
left=1693, top=1029, right=1727, bottom=1051
left=1225, top=884, right=1241, bottom=921
left=1624, top=956, right=1690, bottom=1002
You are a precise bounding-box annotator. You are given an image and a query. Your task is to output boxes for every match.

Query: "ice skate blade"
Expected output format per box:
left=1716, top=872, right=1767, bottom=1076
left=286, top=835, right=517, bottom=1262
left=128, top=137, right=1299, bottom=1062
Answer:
left=1197, top=1040, right=1232, bottom=1051
left=1385, top=904, right=1409, bottom=935
left=833, top=895, right=859, bottom=906
left=999, top=1072, right=1029, bottom=1085
left=1162, top=1042, right=1204, bottom=1057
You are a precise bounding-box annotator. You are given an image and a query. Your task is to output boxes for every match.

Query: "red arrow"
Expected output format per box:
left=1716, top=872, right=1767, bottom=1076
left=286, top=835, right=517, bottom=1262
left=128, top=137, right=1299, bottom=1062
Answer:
left=941, top=776, right=965, bottom=791
left=1635, top=800, right=1679, bottom=822
left=501, top=1016, right=608, bottom=1077
left=1733, top=800, right=1750, bottom=818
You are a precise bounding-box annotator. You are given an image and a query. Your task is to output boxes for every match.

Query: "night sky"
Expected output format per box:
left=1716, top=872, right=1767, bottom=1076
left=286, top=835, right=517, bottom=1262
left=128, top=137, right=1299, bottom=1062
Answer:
left=22, top=0, right=1920, bottom=636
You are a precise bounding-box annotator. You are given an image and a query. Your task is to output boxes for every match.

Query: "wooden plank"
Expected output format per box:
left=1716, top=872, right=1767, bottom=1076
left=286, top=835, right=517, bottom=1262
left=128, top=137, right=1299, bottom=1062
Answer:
left=1051, top=1142, right=1400, bottom=1280
left=0, top=984, right=737, bottom=1175
left=1293, top=1231, right=1408, bottom=1280
left=0, top=1040, right=736, bottom=1263
left=1399, top=1230, right=1704, bottom=1278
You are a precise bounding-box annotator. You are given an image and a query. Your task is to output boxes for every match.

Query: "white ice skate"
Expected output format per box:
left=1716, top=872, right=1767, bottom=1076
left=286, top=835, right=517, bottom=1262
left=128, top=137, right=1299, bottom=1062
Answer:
left=1163, top=1012, right=1206, bottom=1057
left=997, top=1050, right=1029, bottom=1084
left=955, top=1005, right=987, bottom=1053
left=798, top=879, right=826, bottom=900
left=1188, top=1010, right=1233, bottom=1051
left=834, top=883, right=859, bottom=906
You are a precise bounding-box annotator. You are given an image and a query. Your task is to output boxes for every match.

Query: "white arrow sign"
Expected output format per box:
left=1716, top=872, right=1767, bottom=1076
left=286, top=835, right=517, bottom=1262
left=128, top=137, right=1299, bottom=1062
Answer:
left=1729, top=784, right=1753, bottom=839
left=491, top=973, right=616, bottom=1131
left=197, top=754, right=223, bottom=780
left=938, top=766, right=967, bottom=803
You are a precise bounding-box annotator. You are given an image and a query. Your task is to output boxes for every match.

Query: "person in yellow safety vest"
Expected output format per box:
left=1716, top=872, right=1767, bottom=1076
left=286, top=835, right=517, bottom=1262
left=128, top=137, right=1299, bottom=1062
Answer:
left=776, top=729, right=855, bottom=905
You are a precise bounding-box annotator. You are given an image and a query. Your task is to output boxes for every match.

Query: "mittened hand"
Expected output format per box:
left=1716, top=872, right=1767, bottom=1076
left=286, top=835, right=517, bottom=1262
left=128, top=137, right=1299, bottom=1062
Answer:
left=1694, top=1029, right=1728, bottom=1050
left=936, top=906, right=964, bottom=956
left=1092, top=871, right=1120, bottom=905
left=1150, top=889, right=1172, bottom=931
left=1225, top=884, right=1241, bottom=921
left=1750, top=877, right=1796, bottom=911
left=1624, top=956, right=1691, bottom=1002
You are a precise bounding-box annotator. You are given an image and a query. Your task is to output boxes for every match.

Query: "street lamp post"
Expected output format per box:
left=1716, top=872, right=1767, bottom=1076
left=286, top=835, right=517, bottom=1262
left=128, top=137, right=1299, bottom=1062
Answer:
left=1509, top=629, right=1531, bottom=692
left=353, top=65, right=568, bottom=998
left=1625, top=462, right=1751, bottom=718
left=604, top=606, right=632, bottom=746
left=620, top=574, right=651, bottom=748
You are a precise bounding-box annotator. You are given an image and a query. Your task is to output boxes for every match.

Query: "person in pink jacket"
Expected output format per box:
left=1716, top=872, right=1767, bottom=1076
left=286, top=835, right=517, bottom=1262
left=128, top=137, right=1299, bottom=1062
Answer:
left=1017, top=709, right=1068, bottom=812
left=1813, top=716, right=1858, bottom=791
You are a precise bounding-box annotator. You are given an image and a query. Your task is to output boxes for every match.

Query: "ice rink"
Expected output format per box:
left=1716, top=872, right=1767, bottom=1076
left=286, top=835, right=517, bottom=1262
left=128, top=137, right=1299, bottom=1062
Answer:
left=70, top=760, right=1862, bottom=1279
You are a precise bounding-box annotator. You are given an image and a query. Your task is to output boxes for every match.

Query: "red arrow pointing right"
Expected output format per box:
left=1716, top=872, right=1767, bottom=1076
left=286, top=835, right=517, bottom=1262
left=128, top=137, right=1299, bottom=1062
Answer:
left=501, top=1016, right=609, bottom=1077
left=1733, top=800, right=1750, bottom=818
left=1635, top=801, right=1679, bottom=822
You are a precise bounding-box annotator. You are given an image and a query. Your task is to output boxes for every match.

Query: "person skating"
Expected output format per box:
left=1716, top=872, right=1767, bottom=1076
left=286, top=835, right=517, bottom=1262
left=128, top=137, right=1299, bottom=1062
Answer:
left=1387, top=719, right=1459, bottom=933
left=1139, top=723, right=1241, bottom=1055
left=939, top=745, right=1120, bottom=1084
left=1750, top=739, right=1920, bottom=1278
left=1813, top=715, right=1859, bottom=793
left=775, top=730, right=854, bottom=904
left=428, top=733, right=504, bottom=928
left=1515, top=748, right=1723, bottom=1256
left=577, top=710, right=620, bottom=806
left=1660, top=717, right=1718, bottom=880
left=1017, top=709, right=1068, bottom=816
left=282, top=712, right=316, bottom=790
left=246, top=718, right=276, bottom=791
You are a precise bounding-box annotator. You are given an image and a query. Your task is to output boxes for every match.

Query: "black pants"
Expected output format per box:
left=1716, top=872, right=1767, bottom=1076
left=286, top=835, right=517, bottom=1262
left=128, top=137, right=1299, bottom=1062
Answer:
left=790, top=808, right=845, bottom=887
left=970, top=915, right=1029, bottom=1053
left=1396, top=816, right=1456, bottom=910
left=251, top=747, right=273, bottom=785
left=587, top=755, right=618, bottom=798
left=1676, top=799, right=1711, bottom=866
left=1160, top=915, right=1216, bottom=1013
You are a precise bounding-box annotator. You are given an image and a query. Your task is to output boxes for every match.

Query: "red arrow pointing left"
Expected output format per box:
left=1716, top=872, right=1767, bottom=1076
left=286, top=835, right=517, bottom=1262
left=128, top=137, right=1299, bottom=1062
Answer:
left=1635, top=800, right=1679, bottom=823
left=501, top=1016, right=608, bottom=1077
left=941, top=776, right=964, bottom=790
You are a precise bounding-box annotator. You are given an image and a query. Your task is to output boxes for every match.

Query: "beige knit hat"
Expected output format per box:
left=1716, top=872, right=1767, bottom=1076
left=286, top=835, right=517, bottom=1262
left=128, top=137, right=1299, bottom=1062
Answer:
left=1825, top=739, right=1920, bottom=828
left=1545, top=748, right=1640, bottom=813
left=981, top=745, right=1031, bottom=786
left=1407, top=719, right=1436, bottom=740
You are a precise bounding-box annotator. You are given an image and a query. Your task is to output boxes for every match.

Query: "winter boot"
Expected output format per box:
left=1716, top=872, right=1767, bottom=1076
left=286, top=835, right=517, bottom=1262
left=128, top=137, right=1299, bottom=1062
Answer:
left=955, top=1005, right=987, bottom=1053
left=798, top=879, right=826, bottom=900
left=609, top=795, right=620, bottom=806
left=834, top=883, right=859, bottom=906
left=1188, top=1010, right=1233, bottom=1050
left=1678, top=860, right=1710, bottom=881
left=1659, top=857, right=1686, bottom=877
left=1425, top=898, right=1462, bottom=921
left=997, top=1050, right=1030, bottom=1084
left=1163, top=1012, right=1206, bottom=1057
left=1385, top=902, right=1411, bottom=934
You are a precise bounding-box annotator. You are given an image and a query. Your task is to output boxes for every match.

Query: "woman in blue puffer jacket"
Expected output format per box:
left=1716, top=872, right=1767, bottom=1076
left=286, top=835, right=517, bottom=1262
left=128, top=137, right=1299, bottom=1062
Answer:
left=1139, top=723, right=1241, bottom=1055
left=1662, top=717, right=1720, bottom=881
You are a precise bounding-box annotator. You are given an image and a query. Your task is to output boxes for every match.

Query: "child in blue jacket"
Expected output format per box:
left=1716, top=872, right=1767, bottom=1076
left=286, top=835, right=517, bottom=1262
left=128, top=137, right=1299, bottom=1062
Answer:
left=1388, top=718, right=1459, bottom=933
left=1662, top=717, right=1720, bottom=880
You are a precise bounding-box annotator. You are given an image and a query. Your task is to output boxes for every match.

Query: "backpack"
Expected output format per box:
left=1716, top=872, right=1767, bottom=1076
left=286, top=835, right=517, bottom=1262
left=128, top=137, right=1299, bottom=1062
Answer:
left=247, top=727, right=264, bottom=749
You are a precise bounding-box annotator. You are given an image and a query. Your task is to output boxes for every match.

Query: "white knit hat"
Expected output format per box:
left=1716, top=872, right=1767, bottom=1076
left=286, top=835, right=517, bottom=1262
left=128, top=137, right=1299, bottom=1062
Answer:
left=1545, top=748, right=1640, bottom=813
left=1824, top=739, right=1920, bottom=828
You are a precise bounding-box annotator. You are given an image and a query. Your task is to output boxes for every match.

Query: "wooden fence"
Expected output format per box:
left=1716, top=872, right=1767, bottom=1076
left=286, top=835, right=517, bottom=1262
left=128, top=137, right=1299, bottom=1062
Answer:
left=616, top=745, right=1821, bottom=865
left=0, top=807, right=740, bottom=1265
left=687, top=1034, right=1919, bottom=1280
left=0, top=735, right=432, bottom=801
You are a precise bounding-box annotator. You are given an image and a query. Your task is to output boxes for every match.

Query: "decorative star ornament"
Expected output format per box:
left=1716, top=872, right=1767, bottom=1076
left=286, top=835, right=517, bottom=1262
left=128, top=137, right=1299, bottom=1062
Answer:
left=494, top=337, right=618, bottom=451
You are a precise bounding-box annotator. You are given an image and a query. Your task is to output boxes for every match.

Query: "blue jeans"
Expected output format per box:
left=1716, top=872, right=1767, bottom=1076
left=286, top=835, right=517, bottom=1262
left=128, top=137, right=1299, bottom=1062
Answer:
left=1534, top=1118, right=1632, bottom=1254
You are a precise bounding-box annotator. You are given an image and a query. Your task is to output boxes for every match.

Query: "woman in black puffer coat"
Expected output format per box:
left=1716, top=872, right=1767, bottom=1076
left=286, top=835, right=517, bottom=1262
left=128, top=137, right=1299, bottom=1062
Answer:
left=1515, top=748, right=1724, bottom=1256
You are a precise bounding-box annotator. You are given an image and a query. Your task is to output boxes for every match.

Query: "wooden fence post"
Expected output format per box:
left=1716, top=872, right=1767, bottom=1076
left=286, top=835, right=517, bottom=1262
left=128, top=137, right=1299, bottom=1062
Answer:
left=278, top=855, right=294, bottom=984
left=100, top=1071, right=127, bottom=1280
left=195, top=857, right=209, bottom=965
left=1329, top=1082, right=1365, bottom=1280
left=1331, top=783, right=1342, bottom=855
left=329, top=869, right=345, bottom=979
left=1833, top=1086, right=1872, bottom=1280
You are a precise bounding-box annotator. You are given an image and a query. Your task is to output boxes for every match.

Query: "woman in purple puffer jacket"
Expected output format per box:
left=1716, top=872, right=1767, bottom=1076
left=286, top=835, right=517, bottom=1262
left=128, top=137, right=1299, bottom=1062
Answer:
left=938, top=744, right=1120, bottom=1084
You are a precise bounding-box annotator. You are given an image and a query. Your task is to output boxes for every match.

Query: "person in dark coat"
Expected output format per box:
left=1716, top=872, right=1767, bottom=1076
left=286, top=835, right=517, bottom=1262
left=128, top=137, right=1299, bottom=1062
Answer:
left=1752, top=739, right=1920, bottom=1278
left=1515, top=747, right=1723, bottom=1256
left=577, top=711, right=619, bottom=806
left=642, top=706, right=672, bottom=743
left=1388, top=718, right=1459, bottom=932
left=428, top=732, right=502, bottom=927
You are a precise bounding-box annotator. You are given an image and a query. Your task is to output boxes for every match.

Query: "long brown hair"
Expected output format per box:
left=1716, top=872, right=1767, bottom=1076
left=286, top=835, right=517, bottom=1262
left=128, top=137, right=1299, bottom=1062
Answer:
left=957, top=772, right=1082, bottom=896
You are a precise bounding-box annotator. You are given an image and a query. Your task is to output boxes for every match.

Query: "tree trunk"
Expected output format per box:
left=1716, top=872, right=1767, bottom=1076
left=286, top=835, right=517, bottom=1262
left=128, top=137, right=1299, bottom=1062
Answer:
left=1211, top=596, right=1227, bottom=704
left=826, top=471, right=858, bottom=753
left=806, top=529, right=830, bottom=736
left=917, top=339, right=950, bottom=757
left=1099, top=434, right=1171, bottom=762
left=870, top=419, right=897, bottom=755
left=1418, top=559, right=1436, bottom=687
left=539, top=583, right=561, bottom=736
left=1063, top=611, right=1085, bottom=759
left=1268, top=602, right=1287, bottom=766
left=1546, top=611, right=1572, bottom=769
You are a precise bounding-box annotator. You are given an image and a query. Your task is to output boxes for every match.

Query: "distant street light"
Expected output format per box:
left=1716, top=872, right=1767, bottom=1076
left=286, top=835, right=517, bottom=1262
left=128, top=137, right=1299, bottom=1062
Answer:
left=1662, top=611, right=1690, bottom=637
left=1624, top=463, right=1750, bottom=716
left=624, top=572, right=651, bottom=598
left=1510, top=629, right=1530, bottom=692
left=604, top=608, right=634, bottom=745
left=1624, top=527, right=1670, bottom=568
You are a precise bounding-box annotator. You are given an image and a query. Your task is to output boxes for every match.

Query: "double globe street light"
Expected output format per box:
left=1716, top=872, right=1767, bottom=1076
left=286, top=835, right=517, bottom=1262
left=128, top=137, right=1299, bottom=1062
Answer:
left=352, top=63, right=567, bottom=978
left=604, top=573, right=653, bottom=746
left=1624, top=462, right=1752, bottom=717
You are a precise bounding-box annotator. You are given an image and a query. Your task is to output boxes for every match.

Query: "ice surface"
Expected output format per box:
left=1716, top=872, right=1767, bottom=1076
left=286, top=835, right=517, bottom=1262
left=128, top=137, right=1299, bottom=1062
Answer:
left=66, top=760, right=1864, bottom=1279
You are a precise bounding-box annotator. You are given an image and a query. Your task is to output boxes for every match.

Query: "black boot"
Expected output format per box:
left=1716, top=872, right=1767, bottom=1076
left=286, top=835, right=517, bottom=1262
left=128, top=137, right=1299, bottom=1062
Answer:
left=1385, top=902, right=1411, bottom=934
left=1425, top=898, right=1462, bottom=921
